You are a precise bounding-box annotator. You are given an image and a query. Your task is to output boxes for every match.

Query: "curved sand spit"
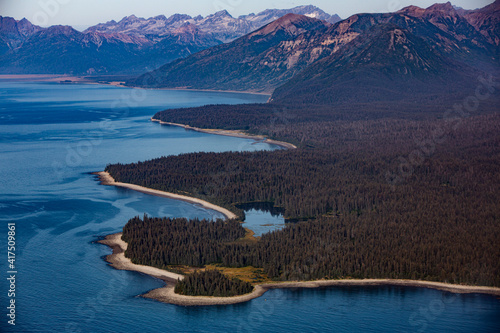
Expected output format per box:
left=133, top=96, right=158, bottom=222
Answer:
left=95, top=171, right=237, bottom=219
left=151, top=118, right=298, bottom=150
left=98, top=233, right=183, bottom=282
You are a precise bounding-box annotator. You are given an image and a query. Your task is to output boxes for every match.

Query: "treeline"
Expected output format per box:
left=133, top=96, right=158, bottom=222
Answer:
left=107, top=114, right=500, bottom=221
left=151, top=98, right=500, bottom=145
left=122, top=216, right=246, bottom=267
left=174, top=270, right=254, bottom=297
left=110, top=112, right=500, bottom=286
left=121, top=212, right=499, bottom=287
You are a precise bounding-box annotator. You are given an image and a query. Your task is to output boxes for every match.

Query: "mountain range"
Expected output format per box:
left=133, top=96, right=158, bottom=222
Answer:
left=131, top=1, right=499, bottom=102
left=272, top=2, right=500, bottom=104
left=130, top=14, right=331, bottom=91
left=86, top=5, right=340, bottom=43
left=0, top=5, right=340, bottom=75
left=1, top=1, right=498, bottom=107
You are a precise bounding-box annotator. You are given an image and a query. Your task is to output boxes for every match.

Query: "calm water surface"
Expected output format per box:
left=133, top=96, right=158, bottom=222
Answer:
left=0, top=82, right=498, bottom=333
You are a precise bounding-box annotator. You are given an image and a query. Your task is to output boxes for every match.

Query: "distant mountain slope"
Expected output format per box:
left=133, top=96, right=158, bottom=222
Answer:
left=396, top=1, right=499, bottom=70
left=241, top=5, right=341, bottom=29
left=459, top=0, right=500, bottom=46
left=0, top=21, right=221, bottom=74
left=271, top=2, right=499, bottom=105
left=0, top=16, right=42, bottom=55
left=270, top=23, right=481, bottom=104
left=0, top=17, right=222, bottom=74
left=130, top=2, right=498, bottom=93
left=128, top=14, right=330, bottom=92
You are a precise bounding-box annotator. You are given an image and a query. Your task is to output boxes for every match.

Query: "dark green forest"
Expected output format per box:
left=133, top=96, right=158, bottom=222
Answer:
left=108, top=114, right=500, bottom=220
left=121, top=212, right=499, bottom=287
left=122, top=216, right=246, bottom=267
left=174, top=270, right=254, bottom=297
left=113, top=110, right=500, bottom=287
left=104, top=2, right=500, bottom=290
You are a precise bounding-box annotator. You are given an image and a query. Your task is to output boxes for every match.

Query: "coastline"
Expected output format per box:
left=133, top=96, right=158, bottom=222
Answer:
left=98, top=232, right=268, bottom=305
left=151, top=118, right=298, bottom=150
left=0, top=74, right=84, bottom=81
left=147, top=278, right=500, bottom=306
left=95, top=171, right=237, bottom=219
left=0, top=75, right=272, bottom=96
left=93, top=94, right=498, bottom=306
left=138, top=86, right=272, bottom=96
left=99, top=232, right=500, bottom=307
left=260, top=279, right=500, bottom=297
left=0, top=74, right=125, bottom=87
left=98, top=233, right=183, bottom=283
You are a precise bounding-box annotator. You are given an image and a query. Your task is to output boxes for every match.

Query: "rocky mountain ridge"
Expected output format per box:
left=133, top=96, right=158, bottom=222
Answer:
left=86, top=5, right=341, bottom=43
left=0, top=5, right=340, bottom=74
left=130, top=2, right=499, bottom=93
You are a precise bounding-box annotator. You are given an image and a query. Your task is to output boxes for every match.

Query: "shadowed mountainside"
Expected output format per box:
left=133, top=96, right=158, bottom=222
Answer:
left=128, top=14, right=330, bottom=92
left=0, top=19, right=220, bottom=74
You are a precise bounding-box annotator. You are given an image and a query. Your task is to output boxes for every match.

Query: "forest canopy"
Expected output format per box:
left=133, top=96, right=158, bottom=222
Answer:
left=109, top=91, right=500, bottom=288
left=174, top=270, right=254, bottom=297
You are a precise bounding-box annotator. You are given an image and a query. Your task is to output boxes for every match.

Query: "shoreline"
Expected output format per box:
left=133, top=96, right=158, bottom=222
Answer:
left=98, top=232, right=268, bottom=305
left=99, top=232, right=500, bottom=307
left=260, top=279, right=500, bottom=297
left=94, top=171, right=237, bottom=219
left=0, top=74, right=125, bottom=86
left=98, top=233, right=183, bottom=283
left=151, top=118, right=297, bottom=150
left=134, top=86, right=272, bottom=96
left=0, top=74, right=272, bottom=96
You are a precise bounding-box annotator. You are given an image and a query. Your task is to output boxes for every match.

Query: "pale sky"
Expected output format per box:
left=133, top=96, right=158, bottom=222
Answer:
left=0, top=0, right=494, bottom=30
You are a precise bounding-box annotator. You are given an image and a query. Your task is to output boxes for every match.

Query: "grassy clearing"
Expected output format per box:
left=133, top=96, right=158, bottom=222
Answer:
left=205, top=265, right=271, bottom=284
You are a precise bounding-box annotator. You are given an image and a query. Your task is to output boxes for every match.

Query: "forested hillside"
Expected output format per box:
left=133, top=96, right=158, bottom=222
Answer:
left=122, top=216, right=245, bottom=267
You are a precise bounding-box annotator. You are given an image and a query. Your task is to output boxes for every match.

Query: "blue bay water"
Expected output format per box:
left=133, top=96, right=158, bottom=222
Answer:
left=242, top=209, right=285, bottom=237
left=0, top=82, right=499, bottom=332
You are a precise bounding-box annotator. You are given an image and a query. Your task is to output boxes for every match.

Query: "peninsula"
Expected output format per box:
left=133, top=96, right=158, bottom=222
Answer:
left=98, top=230, right=500, bottom=306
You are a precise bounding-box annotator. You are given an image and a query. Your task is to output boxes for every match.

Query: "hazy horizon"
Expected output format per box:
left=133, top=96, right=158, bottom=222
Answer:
left=0, top=0, right=495, bottom=29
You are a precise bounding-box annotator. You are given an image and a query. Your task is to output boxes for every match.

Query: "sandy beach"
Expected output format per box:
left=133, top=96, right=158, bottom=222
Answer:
left=146, top=277, right=500, bottom=306
left=260, top=279, right=500, bottom=296
left=151, top=118, right=297, bottom=150
left=144, top=86, right=272, bottom=96
left=95, top=171, right=237, bottom=219
left=143, top=284, right=267, bottom=306
left=99, top=232, right=268, bottom=305
left=145, top=277, right=500, bottom=306
left=98, top=233, right=183, bottom=283
left=99, top=232, right=500, bottom=307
